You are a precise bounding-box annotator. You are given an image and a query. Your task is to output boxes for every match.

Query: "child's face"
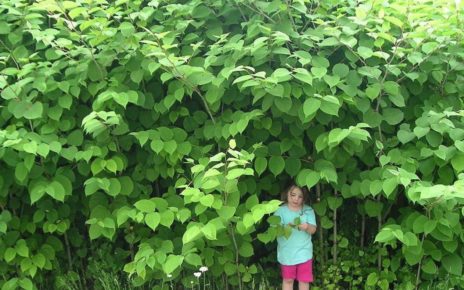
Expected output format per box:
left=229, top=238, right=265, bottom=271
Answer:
left=287, top=186, right=304, bottom=208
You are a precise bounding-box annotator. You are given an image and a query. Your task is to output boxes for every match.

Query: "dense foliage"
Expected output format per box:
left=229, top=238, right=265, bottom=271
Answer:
left=1, top=0, right=464, bottom=289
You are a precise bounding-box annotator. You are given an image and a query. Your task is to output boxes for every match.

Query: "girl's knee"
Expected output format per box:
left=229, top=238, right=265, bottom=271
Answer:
left=283, top=279, right=294, bottom=284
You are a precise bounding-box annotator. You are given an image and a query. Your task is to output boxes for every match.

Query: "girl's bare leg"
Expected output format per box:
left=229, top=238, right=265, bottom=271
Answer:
left=282, top=279, right=294, bottom=290
left=298, top=281, right=310, bottom=290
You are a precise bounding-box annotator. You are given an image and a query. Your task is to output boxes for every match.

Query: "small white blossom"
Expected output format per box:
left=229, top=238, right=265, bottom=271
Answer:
left=199, top=266, right=208, bottom=272
left=194, top=272, right=202, bottom=278
left=167, top=274, right=172, bottom=278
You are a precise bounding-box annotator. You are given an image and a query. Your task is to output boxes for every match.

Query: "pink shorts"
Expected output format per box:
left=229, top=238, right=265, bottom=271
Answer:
left=280, top=259, right=313, bottom=283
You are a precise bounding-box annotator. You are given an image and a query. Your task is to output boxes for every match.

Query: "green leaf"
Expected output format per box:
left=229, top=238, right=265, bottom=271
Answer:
left=451, top=153, right=464, bottom=173
left=4, top=248, right=16, bottom=262
left=218, top=206, right=235, bottom=220
left=32, top=253, right=46, bottom=268
left=293, top=68, right=313, bottom=85
left=421, top=42, right=438, bottom=54
left=366, top=273, right=378, bottom=286
left=312, top=56, right=330, bottom=68
left=442, top=254, right=462, bottom=276
left=303, top=99, right=321, bottom=117
left=23, top=102, right=43, bottom=119
left=327, top=196, right=342, bottom=210
left=114, top=93, right=129, bottom=108
left=389, top=93, right=405, bottom=107
left=163, top=255, right=184, bottom=274
left=398, top=130, right=415, bottom=144
left=87, top=61, right=105, bottom=81
left=201, top=222, right=217, bottom=240
left=2, top=278, right=18, bottom=290
left=382, top=178, right=397, bottom=197
left=150, top=139, right=164, bottom=154
left=254, top=157, right=267, bottom=176
left=332, top=63, right=349, bottom=78
left=413, top=127, right=430, bottom=138
left=357, top=46, right=373, bottom=59
left=304, top=171, right=320, bottom=188
left=383, top=108, right=404, bottom=125
left=185, top=253, right=202, bottom=266
left=364, top=200, right=383, bottom=217
left=164, top=140, right=177, bottom=155
left=375, top=230, right=394, bottom=243
left=358, top=66, right=382, bottom=79
left=432, top=71, right=443, bottom=82
left=89, top=224, right=103, bottom=240
left=30, top=181, right=47, bottom=204
left=315, top=159, right=337, bottom=183
left=67, top=130, right=84, bottom=146
left=120, top=21, right=135, bottom=36
left=366, top=84, right=381, bottom=100
left=58, top=95, right=73, bottom=109
left=19, top=278, right=33, bottom=290
left=320, top=37, right=339, bottom=47
left=47, top=181, right=66, bottom=201
left=323, top=75, right=340, bottom=88
left=107, top=178, right=122, bottom=196
left=1, top=85, right=19, bottom=100
left=422, top=259, right=437, bottom=274
left=134, top=199, right=157, bottom=213
left=272, top=68, right=291, bottom=82
left=320, top=95, right=340, bottom=116
left=200, top=194, right=214, bottom=207
left=106, top=160, right=118, bottom=173
left=285, top=157, right=301, bottom=177
left=0, top=22, right=11, bottom=34
left=268, top=156, right=285, bottom=176
left=340, top=35, right=357, bottom=47
left=328, top=128, right=349, bottom=146
left=187, top=69, right=214, bottom=86
left=15, top=163, right=28, bottom=183
left=455, top=140, right=464, bottom=152
left=384, top=81, right=400, bottom=95
left=15, top=241, right=29, bottom=257
left=160, top=210, right=174, bottom=227
left=145, top=212, right=161, bottom=231
left=311, top=67, right=327, bottom=79
left=183, top=225, right=201, bottom=244
left=239, top=241, right=254, bottom=257
left=23, top=141, right=38, bottom=155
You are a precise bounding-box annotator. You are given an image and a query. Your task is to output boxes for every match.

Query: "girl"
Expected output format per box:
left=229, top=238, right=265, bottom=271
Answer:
left=275, top=184, right=317, bottom=290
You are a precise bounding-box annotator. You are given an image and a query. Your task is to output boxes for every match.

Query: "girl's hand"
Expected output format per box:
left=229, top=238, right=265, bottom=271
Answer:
left=298, top=223, right=309, bottom=231
left=298, top=223, right=317, bottom=234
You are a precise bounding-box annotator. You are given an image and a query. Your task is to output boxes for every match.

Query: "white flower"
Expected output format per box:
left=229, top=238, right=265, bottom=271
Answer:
left=167, top=274, right=172, bottom=278
left=194, top=272, right=202, bottom=278
left=199, top=266, right=208, bottom=272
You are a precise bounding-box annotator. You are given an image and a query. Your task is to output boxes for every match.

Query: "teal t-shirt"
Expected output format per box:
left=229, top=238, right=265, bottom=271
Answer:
left=275, top=204, right=316, bottom=265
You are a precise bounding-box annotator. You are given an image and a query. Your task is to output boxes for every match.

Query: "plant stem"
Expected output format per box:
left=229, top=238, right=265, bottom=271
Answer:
left=316, top=184, right=324, bottom=268
left=64, top=232, right=73, bottom=272
left=377, top=194, right=382, bottom=270
left=360, top=210, right=365, bottom=248
left=415, top=232, right=427, bottom=290
left=332, top=189, right=338, bottom=264
left=229, top=226, right=243, bottom=290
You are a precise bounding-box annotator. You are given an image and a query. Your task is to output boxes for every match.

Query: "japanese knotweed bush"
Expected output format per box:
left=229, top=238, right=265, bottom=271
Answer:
left=0, top=0, right=464, bottom=289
